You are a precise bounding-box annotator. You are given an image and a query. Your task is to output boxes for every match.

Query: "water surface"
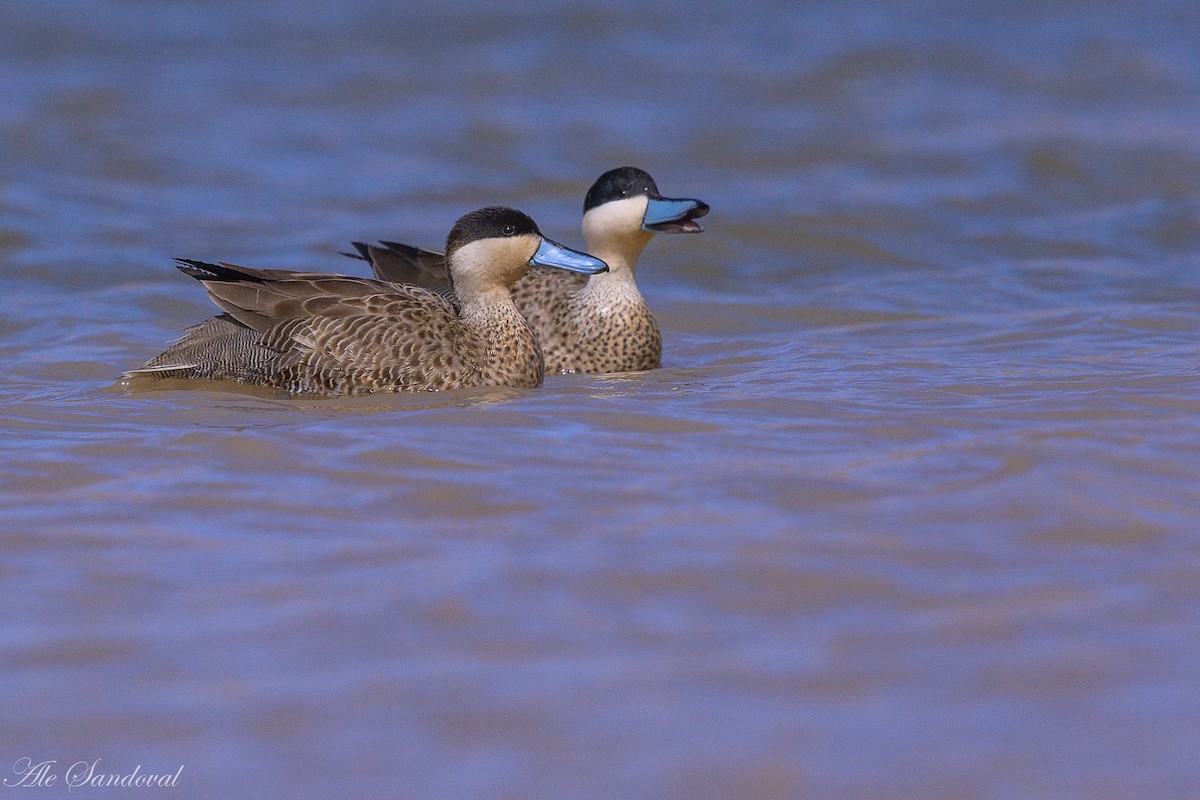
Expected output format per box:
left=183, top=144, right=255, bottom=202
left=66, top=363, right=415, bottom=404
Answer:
left=2, top=1, right=1200, bottom=797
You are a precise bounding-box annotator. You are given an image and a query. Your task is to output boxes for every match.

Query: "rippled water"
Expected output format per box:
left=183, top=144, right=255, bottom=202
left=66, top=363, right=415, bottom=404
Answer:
left=3, top=1, right=1200, bottom=797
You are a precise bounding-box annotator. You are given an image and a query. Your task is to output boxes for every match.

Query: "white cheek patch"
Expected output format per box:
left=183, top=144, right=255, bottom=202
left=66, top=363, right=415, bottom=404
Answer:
left=451, top=236, right=539, bottom=292
left=582, top=196, right=650, bottom=241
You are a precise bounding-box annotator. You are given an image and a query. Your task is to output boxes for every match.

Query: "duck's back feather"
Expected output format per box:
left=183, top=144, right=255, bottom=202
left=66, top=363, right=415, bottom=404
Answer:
left=346, top=241, right=451, bottom=292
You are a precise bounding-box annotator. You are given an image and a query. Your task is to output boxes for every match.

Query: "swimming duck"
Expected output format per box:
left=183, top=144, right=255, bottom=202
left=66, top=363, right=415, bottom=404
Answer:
left=348, top=167, right=709, bottom=374
left=125, top=207, right=608, bottom=394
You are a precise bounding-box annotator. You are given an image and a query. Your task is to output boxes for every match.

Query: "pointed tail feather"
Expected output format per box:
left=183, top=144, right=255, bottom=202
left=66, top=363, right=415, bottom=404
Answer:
left=340, top=242, right=372, bottom=262
left=175, top=258, right=267, bottom=283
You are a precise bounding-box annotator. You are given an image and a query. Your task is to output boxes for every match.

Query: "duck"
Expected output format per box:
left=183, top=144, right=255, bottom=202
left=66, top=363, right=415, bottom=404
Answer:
left=124, top=206, right=608, bottom=394
left=347, top=167, right=708, bottom=374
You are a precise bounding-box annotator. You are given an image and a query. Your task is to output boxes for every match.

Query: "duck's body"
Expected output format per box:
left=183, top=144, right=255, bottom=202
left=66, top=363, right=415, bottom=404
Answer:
left=126, top=208, right=607, bottom=395
left=134, top=264, right=541, bottom=393
left=511, top=263, right=661, bottom=374
left=349, top=167, right=707, bottom=375
left=137, top=313, right=278, bottom=382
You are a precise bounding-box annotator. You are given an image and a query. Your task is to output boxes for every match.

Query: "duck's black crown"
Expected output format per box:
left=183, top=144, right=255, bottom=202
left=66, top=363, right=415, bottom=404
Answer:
left=583, top=167, right=661, bottom=213
left=446, top=206, right=541, bottom=253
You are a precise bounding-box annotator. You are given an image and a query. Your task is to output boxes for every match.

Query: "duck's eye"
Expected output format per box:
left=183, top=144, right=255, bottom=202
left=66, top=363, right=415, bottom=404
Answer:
left=502, top=224, right=516, bottom=236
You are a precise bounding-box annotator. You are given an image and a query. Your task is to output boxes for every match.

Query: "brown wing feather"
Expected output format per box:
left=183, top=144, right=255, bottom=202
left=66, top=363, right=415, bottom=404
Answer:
left=363, top=242, right=450, bottom=289
left=196, top=270, right=479, bottom=392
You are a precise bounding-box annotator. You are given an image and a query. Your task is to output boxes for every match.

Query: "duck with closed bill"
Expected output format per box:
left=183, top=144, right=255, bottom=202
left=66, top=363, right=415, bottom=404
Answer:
left=124, top=207, right=608, bottom=394
left=348, top=167, right=709, bottom=374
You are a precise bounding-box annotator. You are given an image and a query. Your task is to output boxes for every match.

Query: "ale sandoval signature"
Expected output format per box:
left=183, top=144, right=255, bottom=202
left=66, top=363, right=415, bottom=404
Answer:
left=4, top=758, right=184, bottom=789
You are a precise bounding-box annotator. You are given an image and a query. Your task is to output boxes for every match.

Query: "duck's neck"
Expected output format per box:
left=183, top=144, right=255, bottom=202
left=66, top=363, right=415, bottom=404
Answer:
left=459, top=288, right=544, bottom=381
left=459, top=287, right=536, bottom=337
left=583, top=229, right=653, bottom=292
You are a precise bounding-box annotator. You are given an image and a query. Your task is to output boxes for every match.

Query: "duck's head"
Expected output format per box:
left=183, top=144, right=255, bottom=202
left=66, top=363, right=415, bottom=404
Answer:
left=446, top=206, right=608, bottom=297
left=582, top=167, right=710, bottom=248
